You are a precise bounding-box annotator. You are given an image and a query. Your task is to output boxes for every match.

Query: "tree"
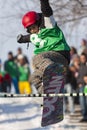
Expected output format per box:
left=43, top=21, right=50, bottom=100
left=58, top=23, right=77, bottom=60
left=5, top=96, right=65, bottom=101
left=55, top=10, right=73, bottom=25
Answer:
left=0, top=0, right=87, bottom=49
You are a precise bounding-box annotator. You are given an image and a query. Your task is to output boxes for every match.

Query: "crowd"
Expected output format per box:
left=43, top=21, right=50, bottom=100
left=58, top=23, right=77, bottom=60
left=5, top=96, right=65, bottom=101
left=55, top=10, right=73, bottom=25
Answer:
left=64, top=38, right=87, bottom=122
left=0, top=39, right=87, bottom=122
left=0, top=47, right=32, bottom=94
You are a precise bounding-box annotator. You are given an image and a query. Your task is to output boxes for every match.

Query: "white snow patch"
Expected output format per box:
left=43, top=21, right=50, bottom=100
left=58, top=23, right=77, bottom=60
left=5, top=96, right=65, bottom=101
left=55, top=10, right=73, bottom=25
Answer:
left=0, top=98, right=81, bottom=130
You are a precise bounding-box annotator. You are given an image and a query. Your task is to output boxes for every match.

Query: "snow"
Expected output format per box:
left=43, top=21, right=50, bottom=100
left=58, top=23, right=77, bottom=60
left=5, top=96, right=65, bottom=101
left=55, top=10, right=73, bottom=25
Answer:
left=0, top=98, right=81, bottom=130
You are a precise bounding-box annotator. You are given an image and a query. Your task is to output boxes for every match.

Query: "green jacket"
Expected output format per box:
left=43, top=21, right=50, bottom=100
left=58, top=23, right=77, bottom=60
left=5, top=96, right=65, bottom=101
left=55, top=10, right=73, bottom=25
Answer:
left=84, top=85, right=87, bottom=94
left=30, top=24, right=70, bottom=54
left=4, top=60, right=19, bottom=78
left=0, top=70, right=6, bottom=76
left=18, top=64, right=30, bottom=81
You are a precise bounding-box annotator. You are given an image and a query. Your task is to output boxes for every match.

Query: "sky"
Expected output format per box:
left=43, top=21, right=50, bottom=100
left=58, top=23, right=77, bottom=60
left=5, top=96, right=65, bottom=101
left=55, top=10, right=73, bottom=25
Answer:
left=0, top=0, right=40, bottom=70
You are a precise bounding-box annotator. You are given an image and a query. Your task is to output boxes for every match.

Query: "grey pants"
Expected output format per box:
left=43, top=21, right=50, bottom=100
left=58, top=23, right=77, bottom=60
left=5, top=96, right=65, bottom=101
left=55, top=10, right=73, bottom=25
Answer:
left=30, top=51, right=68, bottom=93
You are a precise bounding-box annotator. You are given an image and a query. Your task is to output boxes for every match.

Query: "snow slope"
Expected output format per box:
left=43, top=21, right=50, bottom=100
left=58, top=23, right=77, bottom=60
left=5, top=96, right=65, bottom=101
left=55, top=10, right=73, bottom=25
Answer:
left=0, top=98, right=81, bottom=130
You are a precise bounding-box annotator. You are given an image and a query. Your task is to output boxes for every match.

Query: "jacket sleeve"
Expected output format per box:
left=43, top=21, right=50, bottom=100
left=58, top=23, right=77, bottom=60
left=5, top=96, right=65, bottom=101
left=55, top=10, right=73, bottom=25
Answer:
left=40, top=0, right=56, bottom=28
left=17, top=34, right=30, bottom=43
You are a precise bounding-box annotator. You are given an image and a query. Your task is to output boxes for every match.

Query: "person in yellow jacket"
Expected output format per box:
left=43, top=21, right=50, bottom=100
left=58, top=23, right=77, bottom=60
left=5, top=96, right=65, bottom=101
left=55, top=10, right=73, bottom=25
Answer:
left=17, top=54, right=32, bottom=94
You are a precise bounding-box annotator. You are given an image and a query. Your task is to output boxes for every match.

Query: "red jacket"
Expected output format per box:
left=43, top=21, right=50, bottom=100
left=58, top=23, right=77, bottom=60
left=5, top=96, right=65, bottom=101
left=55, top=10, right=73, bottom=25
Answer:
left=0, top=74, right=3, bottom=83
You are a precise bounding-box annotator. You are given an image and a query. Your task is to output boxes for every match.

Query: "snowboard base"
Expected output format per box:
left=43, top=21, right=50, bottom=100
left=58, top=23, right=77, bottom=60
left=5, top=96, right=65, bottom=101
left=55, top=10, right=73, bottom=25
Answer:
left=41, top=63, right=65, bottom=127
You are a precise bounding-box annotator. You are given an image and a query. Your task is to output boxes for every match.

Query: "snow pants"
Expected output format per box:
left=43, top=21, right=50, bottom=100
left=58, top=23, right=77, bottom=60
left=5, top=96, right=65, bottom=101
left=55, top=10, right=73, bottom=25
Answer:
left=30, top=51, right=68, bottom=94
left=18, top=81, right=32, bottom=94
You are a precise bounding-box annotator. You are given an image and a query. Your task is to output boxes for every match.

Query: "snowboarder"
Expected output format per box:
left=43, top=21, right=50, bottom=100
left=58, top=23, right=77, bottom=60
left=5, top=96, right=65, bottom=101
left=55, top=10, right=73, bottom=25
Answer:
left=17, top=0, right=71, bottom=126
left=17, top=0, right=70, bottom=94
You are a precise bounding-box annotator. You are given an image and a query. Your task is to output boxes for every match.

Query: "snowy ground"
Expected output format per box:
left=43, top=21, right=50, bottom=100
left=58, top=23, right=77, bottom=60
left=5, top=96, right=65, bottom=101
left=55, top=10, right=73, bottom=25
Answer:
left=0, top=97, right=81, bottom=130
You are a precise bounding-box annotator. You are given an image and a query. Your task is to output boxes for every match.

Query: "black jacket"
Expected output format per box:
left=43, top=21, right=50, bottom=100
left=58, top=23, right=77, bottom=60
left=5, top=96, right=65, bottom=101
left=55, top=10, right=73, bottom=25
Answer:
left=65, top=68, right=77, bottom=90
left=77, top=63, right=87, bottom=85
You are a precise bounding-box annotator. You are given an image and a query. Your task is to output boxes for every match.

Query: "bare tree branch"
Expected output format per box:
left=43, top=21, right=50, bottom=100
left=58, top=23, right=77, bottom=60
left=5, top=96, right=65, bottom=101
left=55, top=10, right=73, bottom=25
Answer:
left=0, top=0, right=87, bottom=46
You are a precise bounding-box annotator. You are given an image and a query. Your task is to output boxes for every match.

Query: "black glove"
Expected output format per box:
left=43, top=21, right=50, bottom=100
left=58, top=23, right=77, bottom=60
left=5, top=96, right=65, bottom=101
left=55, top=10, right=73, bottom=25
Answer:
left=40, top=0, right=53, bottom=17
left=17, top=34, right=30, bottom=43
left=17, top=34, right=23, bottom=43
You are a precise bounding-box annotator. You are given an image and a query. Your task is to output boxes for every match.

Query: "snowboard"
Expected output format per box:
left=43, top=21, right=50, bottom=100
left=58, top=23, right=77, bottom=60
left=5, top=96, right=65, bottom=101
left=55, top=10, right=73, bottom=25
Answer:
left=41, top=63, right=65, bottom=127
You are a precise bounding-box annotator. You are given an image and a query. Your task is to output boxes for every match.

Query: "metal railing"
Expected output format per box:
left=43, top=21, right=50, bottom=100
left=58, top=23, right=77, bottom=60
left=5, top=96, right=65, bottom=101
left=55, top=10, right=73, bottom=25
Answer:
left=0, top=93, right=87, bottom=97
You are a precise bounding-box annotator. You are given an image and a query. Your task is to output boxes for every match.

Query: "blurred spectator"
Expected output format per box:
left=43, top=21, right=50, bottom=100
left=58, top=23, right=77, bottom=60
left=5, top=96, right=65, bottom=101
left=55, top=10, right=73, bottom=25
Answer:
left=0, top=74, right=3, bottom=92
left=17, top=54, right=32, bottom=94
left=0, top=59, right=4, bottom=92
left=79, top=74, right=87, bottom=122
left=4, top=52, right=19, bottom=94
left=3, top=73, right=12, bottom=93
left=78, top=39, right=87, bottom=56
left=69, top=63, right=80, bottom=104
left=77, top=53, right=87, bottom=122
left=15, top=47, right=29, bottom=64
left=0, top=59, right=11, bottom=92
left=0, top=59, right=1, bottom=67
left=82, top=48, right=87, bottom=57
left=70, top=55, right=80, bottom=78
left=64, top=66, right=77, bottom=115
left=70, top=46, right=77, bottom=59
left=84, top=74, right=87, bottom=94
left=77, top=53, right=87, bottom=86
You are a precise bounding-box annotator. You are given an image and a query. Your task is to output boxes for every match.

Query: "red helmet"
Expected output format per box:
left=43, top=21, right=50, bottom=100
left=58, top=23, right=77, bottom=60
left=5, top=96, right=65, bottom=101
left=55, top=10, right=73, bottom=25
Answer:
left=22, top=11, right=39, bottom=28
